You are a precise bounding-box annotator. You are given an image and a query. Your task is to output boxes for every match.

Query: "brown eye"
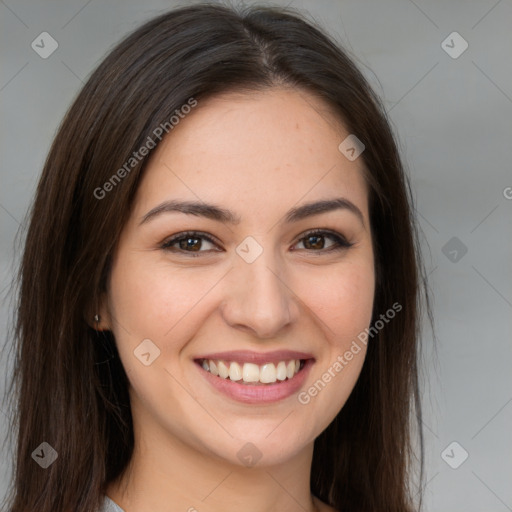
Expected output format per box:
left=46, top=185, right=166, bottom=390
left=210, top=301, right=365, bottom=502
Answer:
left=178, top=237, right=202, bottom=251
left=161, top=231, right=219, bottom=255
left=302, top=234, right=327, bottom=250
left=293, top=230, right=353, bottom=252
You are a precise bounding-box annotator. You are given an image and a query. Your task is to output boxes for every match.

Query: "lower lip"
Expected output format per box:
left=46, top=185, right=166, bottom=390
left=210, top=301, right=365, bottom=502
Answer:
left=195, top=359, right=314, bottom=404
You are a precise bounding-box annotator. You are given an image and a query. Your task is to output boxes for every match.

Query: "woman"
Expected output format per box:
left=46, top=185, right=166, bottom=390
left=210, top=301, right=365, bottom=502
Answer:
left=4, top=3, right=430, bottom=511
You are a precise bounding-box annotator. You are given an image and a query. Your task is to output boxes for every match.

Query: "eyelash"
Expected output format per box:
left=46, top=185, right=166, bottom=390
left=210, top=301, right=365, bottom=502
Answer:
left=160, top=229, right=353, bottom=257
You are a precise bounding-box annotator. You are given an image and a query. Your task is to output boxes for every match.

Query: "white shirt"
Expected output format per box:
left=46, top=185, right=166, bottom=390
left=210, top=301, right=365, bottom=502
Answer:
left=99, top=496, right=125, bottom=512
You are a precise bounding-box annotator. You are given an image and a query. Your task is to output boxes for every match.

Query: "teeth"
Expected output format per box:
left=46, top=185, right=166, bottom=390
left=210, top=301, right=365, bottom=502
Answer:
left=202, top=358, right=303, bottom=384
left=276, top=361, right=287, bottom=381
left=209, top=360, right=218, bottom=376
left=217, top=360, right=229, bottom=379
left=260, top=363, right=277, bottom=383
left=286, top=360, right=295, bottom=379
left=243, top=363, right=260, bottom=383
left=229, top=361, right=242, bottom=381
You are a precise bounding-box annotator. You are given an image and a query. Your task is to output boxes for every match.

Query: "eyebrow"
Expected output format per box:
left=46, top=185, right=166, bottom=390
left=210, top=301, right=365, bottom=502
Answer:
left=139, top=198, right=365, bottom=227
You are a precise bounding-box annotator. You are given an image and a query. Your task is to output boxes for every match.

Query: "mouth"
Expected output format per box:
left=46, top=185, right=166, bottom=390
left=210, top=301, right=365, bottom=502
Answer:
left=196, top=358, right=306, bottom=385
left=193, top=350, right=314, bottom=404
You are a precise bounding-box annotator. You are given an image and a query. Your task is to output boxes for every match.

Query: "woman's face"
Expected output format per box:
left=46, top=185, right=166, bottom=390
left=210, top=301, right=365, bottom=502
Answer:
left=103, top=88, right=375, bottom=466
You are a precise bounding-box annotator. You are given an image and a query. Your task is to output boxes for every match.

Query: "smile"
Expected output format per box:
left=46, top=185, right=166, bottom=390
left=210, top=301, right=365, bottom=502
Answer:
left=199, top=358, right=304, bottom=385
left=193, top=350, right=315, bottom=404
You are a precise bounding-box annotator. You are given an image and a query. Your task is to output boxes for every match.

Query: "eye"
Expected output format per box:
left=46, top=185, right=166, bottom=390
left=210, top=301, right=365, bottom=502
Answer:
left=292, top=229, right=353, bottom=253
left=161, top=231, right=221, bottom=256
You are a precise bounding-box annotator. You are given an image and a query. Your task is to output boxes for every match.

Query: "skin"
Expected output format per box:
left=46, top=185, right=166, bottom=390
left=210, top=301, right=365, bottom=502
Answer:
left=101, top=87, right=375, bottom=512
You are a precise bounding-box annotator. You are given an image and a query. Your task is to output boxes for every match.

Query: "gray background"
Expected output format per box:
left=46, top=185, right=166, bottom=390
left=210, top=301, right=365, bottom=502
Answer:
left=1, top=0, right=511, bottom=510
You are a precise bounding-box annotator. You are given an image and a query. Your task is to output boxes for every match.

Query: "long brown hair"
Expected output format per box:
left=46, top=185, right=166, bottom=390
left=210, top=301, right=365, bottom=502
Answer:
left=3, top=3, right=431, bottom=511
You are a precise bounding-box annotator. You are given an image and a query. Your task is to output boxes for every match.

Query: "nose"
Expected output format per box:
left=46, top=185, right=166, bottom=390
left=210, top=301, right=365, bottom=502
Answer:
left=220, top=249, right=299, bottom=339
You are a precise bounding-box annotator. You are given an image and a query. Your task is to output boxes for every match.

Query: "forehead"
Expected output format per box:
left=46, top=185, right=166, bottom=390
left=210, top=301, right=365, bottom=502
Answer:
left=133, top=88, right=369, bottom=222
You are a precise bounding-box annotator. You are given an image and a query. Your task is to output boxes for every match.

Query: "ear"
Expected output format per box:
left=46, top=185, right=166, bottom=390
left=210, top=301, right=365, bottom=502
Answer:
left=87, top=293, right=112, bottom=331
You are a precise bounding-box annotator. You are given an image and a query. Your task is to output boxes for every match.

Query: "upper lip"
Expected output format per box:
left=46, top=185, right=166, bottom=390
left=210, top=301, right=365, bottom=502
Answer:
left=194, top=350, right=315, bottom=365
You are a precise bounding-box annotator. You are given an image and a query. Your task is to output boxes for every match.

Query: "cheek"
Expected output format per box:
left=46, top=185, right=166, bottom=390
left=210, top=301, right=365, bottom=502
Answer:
left=108, top=256, right=220, bottom=338
left=106, top=257, right=203, bottom=404
left=297, top=258, right=375, bottom=343
left=299, top=259, right=374, bottom=421
left=106, top=256, right=232, bottom=392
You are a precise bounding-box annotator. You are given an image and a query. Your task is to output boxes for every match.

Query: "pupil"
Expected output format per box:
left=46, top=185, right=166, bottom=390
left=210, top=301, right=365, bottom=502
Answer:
left=180, top=237, right=201, bottom=251
left=306, top=235, right=324, bottom=250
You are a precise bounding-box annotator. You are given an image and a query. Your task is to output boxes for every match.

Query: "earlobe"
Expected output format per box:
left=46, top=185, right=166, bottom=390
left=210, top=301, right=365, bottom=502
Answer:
left=88, top=295, right=112, bottom=331
left=93, top=313, right=107, bottom=331
left=89, top=313, right=110, bottom=331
